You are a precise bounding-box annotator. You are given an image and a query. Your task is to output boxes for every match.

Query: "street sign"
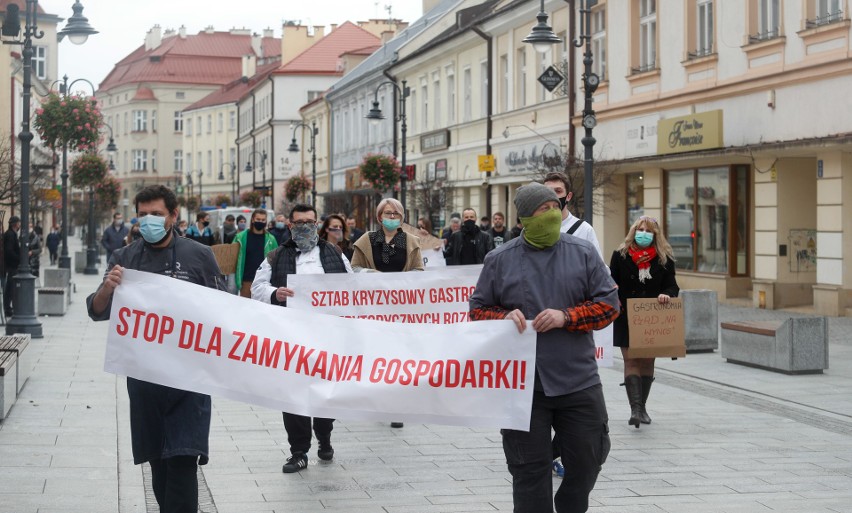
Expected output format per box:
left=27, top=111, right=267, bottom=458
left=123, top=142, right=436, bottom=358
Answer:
left=538, top=65, right=564, bottom=93
left=478, top=154, right=495, bottom=173
left=253, top=185, right=271, bottom=194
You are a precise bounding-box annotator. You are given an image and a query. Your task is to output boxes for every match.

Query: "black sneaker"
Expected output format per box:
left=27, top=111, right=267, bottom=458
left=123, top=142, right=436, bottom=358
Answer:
left=390, top=422, right=404, bottom=428
left=317, top=442, right=334, bottom=461
left=282, top=453, right=308, bottom=473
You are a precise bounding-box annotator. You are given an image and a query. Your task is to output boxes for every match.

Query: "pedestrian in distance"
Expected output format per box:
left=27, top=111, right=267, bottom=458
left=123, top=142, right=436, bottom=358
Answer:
left=87, top=185, right=225, bottom=513
left=416, top=217, right=433, bottom=238
left=232, top=209, right=277, bottom=298
left=610, top=215, right=679, bottom=428
left=3, top=216, right=21, bottom=317
left=346, top=216, right=364, bottom=243
left=319, top=214, right=352, bottom=261
left=470, top=182, right=618, bottom=513
left=176, top=220, right=188, bottom=237
left=250, top=204, right=353, bottom=473
left=269, top=214, right=291, bottom=246
left=446, top=208, right=492, bottom=265
left=236, top=215, right=247, bottom=233
left=185, top=211, right=217, bottom=246
left=101, top=212, right=129, bottom=263
left=221, top=214, right=238, bottom=244
left=488, top=211, right=513, bottom=250
left=351, top=197, right=424, bottom=428
left=46, top=225, right=60, bottom=265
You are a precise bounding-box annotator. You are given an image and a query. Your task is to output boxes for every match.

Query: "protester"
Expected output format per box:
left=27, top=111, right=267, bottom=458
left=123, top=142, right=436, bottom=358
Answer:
left=221, top=214, right=238, bottom=244
left=416, top=217, right=433, bottom=238
left=470, top=182, right=618, bottom=513
left=87, top=185, right=224, bottom=513
left=46, top=225, right=60, bottom=265
left=250, top=204, right=353, bottom=473
left=3, top=216, right=21, bottom=317
left=176, top=220, right=189, bottom=237
left=269, top=214, right=291, bottom=246
left=510, top=216, right=523, bottom=239
left=446, top=208, right=492, bottom=265
left=488, top=211, right=513, bottom=249
left=125, top=224, right=142, bottom=246
left=351, top=198, right=424, bottom=428
left=236, top=215, right=247, bottom=233
left=479, top=215, right=491, bottom=232
left=543, top=172, right=603, bottom=259
left=441, top=213, right=460, bottom=241
left=101, top=212, right=129, bottom=263
left=186, top=211, right=217, bottom=246
left=610, top=215, right=679, bottom=428
left=346, top=216, right=364, bottom=243
left=233, top=209, right=277, bottom=298
left=319, top=214, right=352, bottom=260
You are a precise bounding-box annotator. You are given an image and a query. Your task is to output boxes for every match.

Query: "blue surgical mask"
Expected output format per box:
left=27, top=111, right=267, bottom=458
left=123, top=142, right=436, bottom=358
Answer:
left=138, top=215, right=168, bottom=244
left=382, top=219, right=401, bottom=231
left=275, top=222, right=285, bottom=230
left=634, top=230, right=654, bottom=248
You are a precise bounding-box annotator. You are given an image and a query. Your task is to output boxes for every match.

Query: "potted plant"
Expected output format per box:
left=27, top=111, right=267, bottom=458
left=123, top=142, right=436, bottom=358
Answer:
left=240, top=190, right=262, bottom=208
left=33, top=93, right=103, bottom=151
left=95, top=175, right=121, bottom=210
left=285, top=175, right=312, bottom=202
left=213, top=194, right=231, bottom=207
left=69, top=153, right=108, bottom=189
left=358, top=153, right=401, bottom=193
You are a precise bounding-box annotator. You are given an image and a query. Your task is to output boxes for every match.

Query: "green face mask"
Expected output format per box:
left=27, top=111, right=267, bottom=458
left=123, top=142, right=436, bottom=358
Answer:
left=521, top=208, right=562, bottom=249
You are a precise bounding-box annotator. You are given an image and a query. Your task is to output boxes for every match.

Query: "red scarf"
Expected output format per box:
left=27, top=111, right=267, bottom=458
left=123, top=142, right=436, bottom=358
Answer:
left=628, top=245, right=657, bottom=282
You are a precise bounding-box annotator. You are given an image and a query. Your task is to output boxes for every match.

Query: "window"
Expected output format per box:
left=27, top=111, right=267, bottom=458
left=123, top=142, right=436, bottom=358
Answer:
left=132, top=149, right=148, bottom=171
left=626, top=173, right=645, bottom=228
left=174, top=111, right=183, bottom=132
left=33, top=46, right=47, bottom=80
left=218, top=149, right=224, bottom=175
left=408, top=89, right=417, bottom=133
left=447, top=70, right=456, bottom=125
left=433, top=73, right=441, bottom=128
left=207, top=115, right=212, bottom=134
left=753, top=0, right=780, bottom=41
left=463, top=67, right=472, bottom=122
left=539, top=46, right=552, bottom=102
left=197, top=117, right=202, bottom=135
left=591, top=8, right=607, bottom=80
left=229, top=148, right=236, bottom=169
left=151, top=110, right=157, bottom=132
left=809, top=0, right=843, bottom=26
left=133, top=110, right=147, bottom=132
left=174, top=150, right=183, bottom=172
left=186, top=153, right=193, bottom=173
left=123, top=112, right=128, bottom=134
left=665, top=165, right=749, bottom=275
left=229, top=111, right=236, bottom=130
left=176, top=91, right=185, bottom=99
left=186, top=117, right=193, bottom=136
left=207, top=150, right=212, bottom=178
left=516, top=48, right=527, bottom=108
left=480, top=61, right=488, bottom=119
left=695, top=0, right=713, bottom=56
left=500, top=54, right=508, bottom=112
left=637, top=0, right=657, bottom=72
left=151, top=149, right=157, bottom=172
left=217, top=112, right=224, bottom=132
left=307, top=90, right=323, bottom=102
left=421, top=80, right=428, bottom=132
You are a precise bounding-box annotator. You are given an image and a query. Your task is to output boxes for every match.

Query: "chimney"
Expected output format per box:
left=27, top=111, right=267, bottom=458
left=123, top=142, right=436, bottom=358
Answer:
left=242, top=55, right=256, bottom=79
left=204, top=25, right=215, bottom=34
left=229, top=27, right=251, bottom=36
left=145, top=25, right=162, bottom=51
left=179, top=25, right=187, bottom=39
left=263, top=28, right=274, bottom=38
left=281, top=23, right=322, bottom=64
left=163, top=28, right=176, bottom=38
left=330, top=24, right=338, bottom=32
left=251, top=33, right=263, bottom=59
left=381, top=30, right=395, bottom=44
left=313, top=25, right=325, bottom=37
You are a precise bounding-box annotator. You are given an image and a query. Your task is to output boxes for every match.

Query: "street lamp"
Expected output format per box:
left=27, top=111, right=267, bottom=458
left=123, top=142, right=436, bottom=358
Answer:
left=196, top=169, right=204, bottom=205
left=244, top=150, right=268, bottom=208
left=365, top=80, right=410, bottom=221
left=287, top=121, right=318, bottom=205
left=218, top=162, right=237, bottom=206
left=523, top=0, right=598, bottom=225
left=52, top=75, right=97, bottom=270
left=2, top=0, right=97, bottom=337
left=84, top=124, right=116, bottom=275
left=185, top=172, right=194, bottom=198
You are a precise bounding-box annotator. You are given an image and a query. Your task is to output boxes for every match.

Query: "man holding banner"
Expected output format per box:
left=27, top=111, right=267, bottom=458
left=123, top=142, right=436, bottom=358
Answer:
left=87, top=185, right=225, bottom=513
left=251, top=203, right=352, bottom=473
left=470, top=183, right=619, bottom=513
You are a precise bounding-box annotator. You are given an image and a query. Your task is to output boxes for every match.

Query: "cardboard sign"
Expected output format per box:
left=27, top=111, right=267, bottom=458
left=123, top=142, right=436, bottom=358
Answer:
left=211, top=243, right=239, bottom=275
left=402, top=222, right=444, bottom=250
left=625, top=298, right=686, bottom=358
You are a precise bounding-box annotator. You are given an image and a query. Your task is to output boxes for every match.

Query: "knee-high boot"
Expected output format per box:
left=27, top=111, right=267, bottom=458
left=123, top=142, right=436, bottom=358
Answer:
left=640, top=376, right=655, bottom=424
left=624, top=375, right=643, bottom=428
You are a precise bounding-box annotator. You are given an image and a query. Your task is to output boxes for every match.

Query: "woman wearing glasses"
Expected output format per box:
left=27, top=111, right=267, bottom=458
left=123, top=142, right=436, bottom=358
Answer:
left=610, top=216, right=679, bottom=428
left=351, top=198, right=424, bottom=429
left=319, top=214, right=353, bottom=260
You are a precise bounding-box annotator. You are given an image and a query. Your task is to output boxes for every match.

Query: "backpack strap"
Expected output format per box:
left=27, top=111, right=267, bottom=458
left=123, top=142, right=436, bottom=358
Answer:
left=566, top=219, right=584, bottom=235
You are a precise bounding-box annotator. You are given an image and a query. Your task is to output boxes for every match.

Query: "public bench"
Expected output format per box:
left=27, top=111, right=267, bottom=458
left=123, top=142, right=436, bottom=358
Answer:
left=37, top=287, right=68, bottom=315
left=720, top=317, right=828, bottom=374
left=0, top=334, right=32, bottom=419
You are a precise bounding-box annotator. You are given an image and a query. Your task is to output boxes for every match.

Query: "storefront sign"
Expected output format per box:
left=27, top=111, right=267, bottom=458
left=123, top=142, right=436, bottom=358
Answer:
left=435, top=159, right=447, bottom=179
left=421, top=129, right=450, bottom=153
left=657, top=110, right=723, bottom=155
left=498, top=141, right=561, bottom=174
left=625, top=114, right=659, bottom=157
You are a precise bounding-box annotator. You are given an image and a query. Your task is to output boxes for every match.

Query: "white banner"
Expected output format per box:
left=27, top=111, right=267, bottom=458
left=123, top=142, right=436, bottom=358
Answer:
left=288, top=267, right=614, bottom=366
left=105, top=270, right=536, bottom=430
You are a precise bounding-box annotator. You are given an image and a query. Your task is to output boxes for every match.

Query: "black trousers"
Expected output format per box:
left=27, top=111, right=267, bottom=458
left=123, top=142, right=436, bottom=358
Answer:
left=149, top=456, right=198, bottom=513
left=282, top=412, right=334, bottom=455
left=4, top=272, right=15, bottom=315
left=501, top=384, right=610, bottom=513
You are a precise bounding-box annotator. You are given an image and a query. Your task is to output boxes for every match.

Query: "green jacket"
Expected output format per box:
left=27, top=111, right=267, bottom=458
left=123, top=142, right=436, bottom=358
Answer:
left=233, top=230, right=278, bottom=285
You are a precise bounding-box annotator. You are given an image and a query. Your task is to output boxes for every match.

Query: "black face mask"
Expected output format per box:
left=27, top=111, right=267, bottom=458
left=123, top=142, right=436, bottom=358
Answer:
left=202, top=220, right=210, bottom=227
left=462, top=220, right=478, bottom=233
left=253, top=221, right=267, bottom=231
left=558, top=196, right=568, bottom=211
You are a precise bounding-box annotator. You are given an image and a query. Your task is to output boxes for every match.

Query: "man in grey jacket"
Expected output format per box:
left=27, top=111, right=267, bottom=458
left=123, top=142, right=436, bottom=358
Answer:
left=88, top=185, right=224, bottom=513
left=101, top=212, right=129, bottom=262
left=470, top=183, right=619, bottom=513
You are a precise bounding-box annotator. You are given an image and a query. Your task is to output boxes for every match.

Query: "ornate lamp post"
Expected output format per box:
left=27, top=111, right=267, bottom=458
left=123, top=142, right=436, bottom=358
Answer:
left=365, top=80, right=410, bottom=221
left=244, top=150, right=268, bottom=208
left=196, top=169, right=203, bottom=206
left=218, top=162, right=237, bottom=205
left=2, top=0, right=97, bottom=336
left=287, top=121, right=318, bottom=205
left=83, top=125, right=116, bottom=275
left=523, top=0, right=598, bottom=225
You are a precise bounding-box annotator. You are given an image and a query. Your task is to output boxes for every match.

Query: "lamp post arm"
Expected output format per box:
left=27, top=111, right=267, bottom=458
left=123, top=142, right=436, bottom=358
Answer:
left=67, top=77, right=96, bottom=96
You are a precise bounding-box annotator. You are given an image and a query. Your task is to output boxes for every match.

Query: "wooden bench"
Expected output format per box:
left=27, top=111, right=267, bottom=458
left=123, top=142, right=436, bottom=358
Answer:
left=720, top=318, right=828, bottom=374
left=0, top=334, right=32, bottom=420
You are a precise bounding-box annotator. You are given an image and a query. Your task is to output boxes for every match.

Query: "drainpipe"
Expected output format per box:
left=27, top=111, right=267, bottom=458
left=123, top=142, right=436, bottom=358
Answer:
left=567, top=0, right=576, bottom=162
left=267, top=77, right=275, bottom=210
left=473, top=27, right=493, bottom=217
left=250, top=91, right=257, bottom=188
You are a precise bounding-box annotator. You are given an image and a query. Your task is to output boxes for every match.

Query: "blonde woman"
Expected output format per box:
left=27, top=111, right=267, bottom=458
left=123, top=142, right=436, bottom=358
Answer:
left=609, top=215, right=679, bottom=428
left=351, top=198, right=423, bottom=429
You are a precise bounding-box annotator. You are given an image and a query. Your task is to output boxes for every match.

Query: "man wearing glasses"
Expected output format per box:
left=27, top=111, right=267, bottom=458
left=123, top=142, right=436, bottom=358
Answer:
left=250, top=203, right=353, bottom=473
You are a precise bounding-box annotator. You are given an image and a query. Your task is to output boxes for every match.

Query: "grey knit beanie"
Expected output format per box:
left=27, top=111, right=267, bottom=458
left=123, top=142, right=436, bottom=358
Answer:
left=514, top=182, right=559, bottom=218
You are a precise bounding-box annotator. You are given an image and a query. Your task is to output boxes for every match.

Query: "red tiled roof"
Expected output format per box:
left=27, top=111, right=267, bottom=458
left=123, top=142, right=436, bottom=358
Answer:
left=99, top=31, right=280, bottom=92
left=275, top=22, right=379, bottom=75
left=131, top=86, right=157, bottom=101
left=344, top=44, right=382, bottom=56
left=184, top=59, right=282, bottom=112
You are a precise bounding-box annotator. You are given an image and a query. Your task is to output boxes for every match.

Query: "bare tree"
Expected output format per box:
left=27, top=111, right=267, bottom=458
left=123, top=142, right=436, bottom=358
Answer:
left=409, top=170, right=456, bottom=230
left=533, top=149, right=621, bottom=220
left=0, top=135, right=22, bottom=211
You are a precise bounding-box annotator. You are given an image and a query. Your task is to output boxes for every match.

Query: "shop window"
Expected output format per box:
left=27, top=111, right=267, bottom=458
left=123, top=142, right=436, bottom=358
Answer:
left=626, top=173, right=645, bottom=228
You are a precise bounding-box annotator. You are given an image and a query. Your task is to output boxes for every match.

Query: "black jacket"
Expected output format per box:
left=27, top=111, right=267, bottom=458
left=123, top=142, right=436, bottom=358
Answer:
left=3, top=229, right=20, bottom=272
left=447, top=229, right=492, bottom=265
left=609, top=249, right=680, bottom=347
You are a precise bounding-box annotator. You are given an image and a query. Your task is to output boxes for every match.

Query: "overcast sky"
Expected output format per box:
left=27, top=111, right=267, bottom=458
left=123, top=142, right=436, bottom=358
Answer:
left=51, top=0, right=424, bottom=87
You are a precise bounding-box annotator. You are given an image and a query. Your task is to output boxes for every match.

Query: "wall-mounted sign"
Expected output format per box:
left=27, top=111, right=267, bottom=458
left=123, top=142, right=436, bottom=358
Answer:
left=478, top=154, right=495, bottom=172
left=435, top=159, right=447, bottom=180
left=657, top=110, right=723, bottom=155
left=497, top=141, right=561, bottom=174
left=538, top=66, right=564, bottom=93
left=420, top=129, right=450, bottom=153
left=625, top=114, right=659, bottom=158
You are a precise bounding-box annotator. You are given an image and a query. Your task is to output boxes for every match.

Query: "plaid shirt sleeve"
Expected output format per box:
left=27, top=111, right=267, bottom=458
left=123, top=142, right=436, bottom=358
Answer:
left=470, top=305, right=510, bottom=321
left=563, top=300, right=618, bottom=332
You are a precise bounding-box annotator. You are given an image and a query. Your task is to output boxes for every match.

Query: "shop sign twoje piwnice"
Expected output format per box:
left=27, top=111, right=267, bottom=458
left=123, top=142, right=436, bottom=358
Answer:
left=420, top=129, right=450, bottom=153
left=498, top=141, right=561, bottom=174
left=657, top=110, right=723, bottom=155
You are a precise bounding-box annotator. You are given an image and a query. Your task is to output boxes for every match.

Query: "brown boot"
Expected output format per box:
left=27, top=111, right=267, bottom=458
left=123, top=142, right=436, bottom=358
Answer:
left=640, top=376, right=655, bottom=424
left=624, top=375, right=643, bottom=428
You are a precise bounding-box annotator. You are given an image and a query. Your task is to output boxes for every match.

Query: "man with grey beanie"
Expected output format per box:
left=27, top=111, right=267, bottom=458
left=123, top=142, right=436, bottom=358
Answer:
left=469, top=182, right=619, bottom=513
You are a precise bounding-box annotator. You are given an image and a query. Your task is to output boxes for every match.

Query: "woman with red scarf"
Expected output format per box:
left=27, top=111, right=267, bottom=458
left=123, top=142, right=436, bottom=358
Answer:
left=610, top=215, right=679, bottom=428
